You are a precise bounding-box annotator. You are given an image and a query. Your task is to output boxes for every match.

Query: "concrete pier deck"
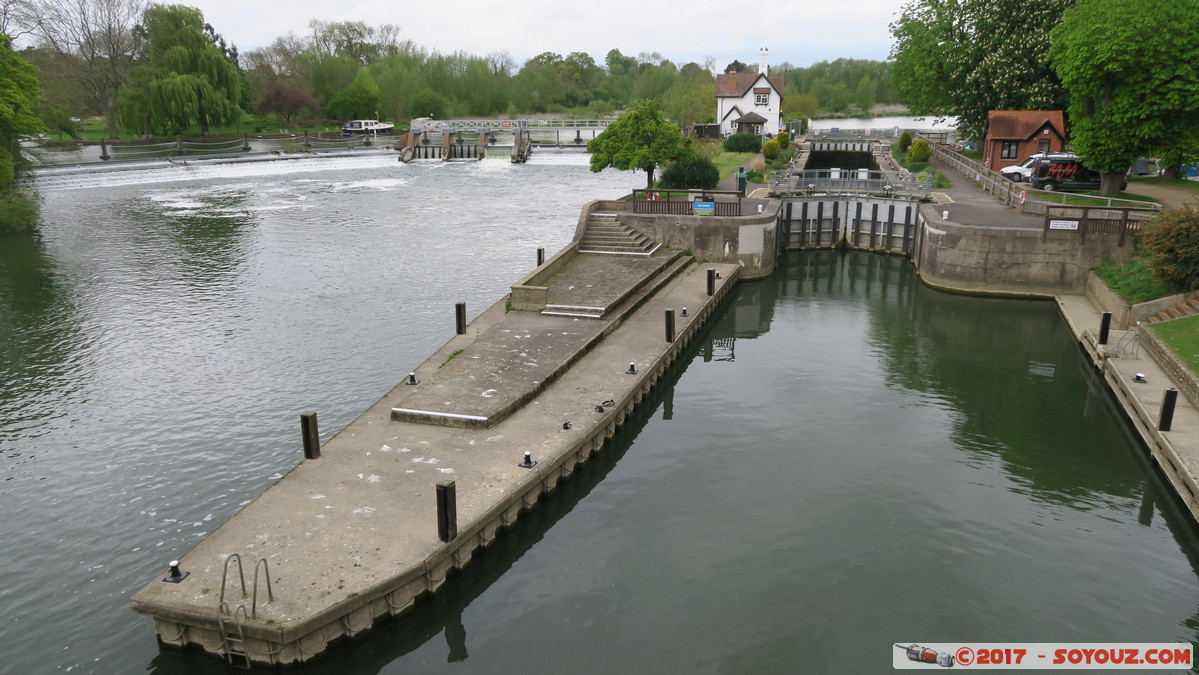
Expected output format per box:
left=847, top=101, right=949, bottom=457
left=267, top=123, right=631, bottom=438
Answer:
left=130, top=244, right=739, bottom=666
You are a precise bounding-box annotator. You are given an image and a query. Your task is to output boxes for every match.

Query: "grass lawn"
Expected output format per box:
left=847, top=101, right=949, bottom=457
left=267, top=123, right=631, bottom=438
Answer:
left=1149, top=315, right=1199, bottom=374
left=1127, top=174, right=1199, bottom=196
left=713, top=152, right=755, bottom=180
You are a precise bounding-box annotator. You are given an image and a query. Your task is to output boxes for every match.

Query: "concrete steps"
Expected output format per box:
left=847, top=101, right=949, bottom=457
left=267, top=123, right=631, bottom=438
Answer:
left=1145, top=291, right=1199, bottom=324
left=541, top=250, right=685, bottom=321
left=579, top=213, right=659, bottom=254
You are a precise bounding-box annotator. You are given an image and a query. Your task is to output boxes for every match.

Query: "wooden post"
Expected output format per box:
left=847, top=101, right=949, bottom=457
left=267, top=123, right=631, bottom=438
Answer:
left=301, top=411, right=320, bottom=459
left=436, top=481, right=457, bottom=542
left=665, top=309, right=675, bottom=343
left=455, top=302, right=466, bottom=335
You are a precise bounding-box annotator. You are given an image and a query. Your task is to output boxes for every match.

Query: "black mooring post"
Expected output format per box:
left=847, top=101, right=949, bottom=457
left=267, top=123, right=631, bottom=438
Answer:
left=537, top=247, right=545, bottom=267
left=1099, top=312, right=1112, bottom=345
left=1159, top=388, right=1179, bottom=432
left=665, top=308, right=675, bottom=343
left=301, top=411, right=320, bottom=459
left=436, top=480, right=458, bottom=542
left=707, top=268, right=716, bottom=296
left=455, top=302, right=466, bottom=335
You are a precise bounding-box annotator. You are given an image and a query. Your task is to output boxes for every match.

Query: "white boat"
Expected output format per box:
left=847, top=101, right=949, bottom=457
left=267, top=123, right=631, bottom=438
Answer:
left=341, top=119, right=395, bottom=136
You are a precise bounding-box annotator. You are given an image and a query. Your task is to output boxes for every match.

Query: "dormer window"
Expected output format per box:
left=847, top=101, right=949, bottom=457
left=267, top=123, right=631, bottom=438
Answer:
left=753, top=88, right=770, bottom=106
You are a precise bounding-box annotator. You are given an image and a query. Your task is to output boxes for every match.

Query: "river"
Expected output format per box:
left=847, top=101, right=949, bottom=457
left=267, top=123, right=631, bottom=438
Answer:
left=3, top=153, right=1197, bottom=674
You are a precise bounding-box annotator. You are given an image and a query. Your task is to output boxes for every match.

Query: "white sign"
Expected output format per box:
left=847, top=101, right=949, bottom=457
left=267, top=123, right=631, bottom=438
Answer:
left=1049, top=219, right=1080, bottom=230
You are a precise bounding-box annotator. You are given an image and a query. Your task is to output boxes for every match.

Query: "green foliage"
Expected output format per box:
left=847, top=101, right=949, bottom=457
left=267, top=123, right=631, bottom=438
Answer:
left=587, top=98, right=689, bottom=189
left=782, top=94, right=820, bottom=119
left=776, top=131, right=789, bottom=149
left=907, top=138, right=931, bottom=164
left=406, top=90, right=449, bottom=121
left=898, top=131, right=913, bottom=152
left=746, top=170, right=765, bottom=184
left=657, top=151, right=719, bottom=190
left=0, top=35, right=46, bottom=185
left=778, top=59, right=896, bottom=112
left=762, top=139, right=780, bottom=161
left=1093, top=257, right=1174, bottom=305
left=723, top=132, right=762, bottom=153
left=325, top=68, right=381, bottom=121
left=1049, top=0, right=1199, bottom=194
left=440, top=349, right=464, bottom=368
left=0, top=188, right=41, bottom=235
left=889, top=0, right=1072, bottom=137
left=1140, top=206, right=1199, bottom=292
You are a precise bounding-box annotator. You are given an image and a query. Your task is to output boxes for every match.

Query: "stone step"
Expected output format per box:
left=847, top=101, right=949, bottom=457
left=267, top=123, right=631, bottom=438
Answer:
left=541, top=303, right=604, bottom=319
left=579, top=242, right=662, bottom=255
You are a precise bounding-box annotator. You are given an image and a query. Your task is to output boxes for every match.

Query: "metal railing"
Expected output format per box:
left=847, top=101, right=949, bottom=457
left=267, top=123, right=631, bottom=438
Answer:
left=630, top=189, right=743, bottom=216
left=413, top=118, right=612, bottom=131
left=768, top=168, right=933, bottom=200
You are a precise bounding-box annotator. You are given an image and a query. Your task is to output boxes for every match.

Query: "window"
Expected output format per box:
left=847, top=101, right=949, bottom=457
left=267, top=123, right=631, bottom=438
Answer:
left=1038, top=139, right=1050, bottom=154
left=1000, top=141, right=1019, bottom=159
left=755, top=93, right=768, bottom=105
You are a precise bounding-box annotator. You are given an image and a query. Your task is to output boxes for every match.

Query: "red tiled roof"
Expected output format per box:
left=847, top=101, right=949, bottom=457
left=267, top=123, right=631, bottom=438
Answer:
left=716, top=72, right=784, bottom=98
left=986, top=110, right=1065, bottom=140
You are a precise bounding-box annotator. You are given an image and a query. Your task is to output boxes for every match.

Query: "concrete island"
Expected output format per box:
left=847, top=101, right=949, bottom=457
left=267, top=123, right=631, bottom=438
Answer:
left=130, top=141, right=1199, bottom=668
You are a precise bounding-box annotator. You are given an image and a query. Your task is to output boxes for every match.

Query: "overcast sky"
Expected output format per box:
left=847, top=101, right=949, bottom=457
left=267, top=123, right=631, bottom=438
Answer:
left=189, top=0, right=903, bottom=69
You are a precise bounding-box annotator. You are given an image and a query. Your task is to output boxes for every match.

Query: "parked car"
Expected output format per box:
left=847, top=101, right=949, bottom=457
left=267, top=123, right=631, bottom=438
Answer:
left=1028, top=155, right=1123, bottom=192
left=1000, top=152, right=1076, bottom=182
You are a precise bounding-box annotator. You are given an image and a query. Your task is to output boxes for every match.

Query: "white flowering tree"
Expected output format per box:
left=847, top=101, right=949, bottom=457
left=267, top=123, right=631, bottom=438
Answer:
left=889, top=0, right=1073, bottom=139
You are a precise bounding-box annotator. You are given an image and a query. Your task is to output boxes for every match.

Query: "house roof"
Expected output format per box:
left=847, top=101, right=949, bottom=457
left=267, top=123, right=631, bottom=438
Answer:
left=716, top=72, right=784, bottom=98
left=720, top=105, right=745, bottom=123
left=986, top=110, right=1065, bottom=140
left=736, top=111, right=768, bottom=124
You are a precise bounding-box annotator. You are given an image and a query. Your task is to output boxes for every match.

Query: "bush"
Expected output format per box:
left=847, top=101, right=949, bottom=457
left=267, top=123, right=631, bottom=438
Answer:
left=898, top=131, right=913, bottom=152
left=907, top=138, right=931, bottom=164
left=658, top=152, right=720, bottom=190
left=723, top=132, right=762, bottom=153
left=762, top=139, right=780, bottom=160
left=777, top=131, right=790, bottom=148
left=0, top=188, right=40, bottom=235
left=1141, top=206, right=1199, bottom=291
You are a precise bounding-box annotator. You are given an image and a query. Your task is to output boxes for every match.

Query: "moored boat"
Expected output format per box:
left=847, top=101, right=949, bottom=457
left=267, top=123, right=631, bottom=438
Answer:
left=342, top=119, right=395, bottom=136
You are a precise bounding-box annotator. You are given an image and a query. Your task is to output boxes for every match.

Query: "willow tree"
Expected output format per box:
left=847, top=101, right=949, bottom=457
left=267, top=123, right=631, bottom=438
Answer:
left=120, top=4, right=243, bottom=136
left=587, top=98, right=689, bottom=190
left=1049, top=0, right=1199, bottom=194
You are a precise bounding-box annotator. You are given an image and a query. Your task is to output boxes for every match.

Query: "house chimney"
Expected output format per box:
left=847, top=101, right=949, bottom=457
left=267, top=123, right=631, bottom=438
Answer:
left=759, top=47, right=769, bottom=76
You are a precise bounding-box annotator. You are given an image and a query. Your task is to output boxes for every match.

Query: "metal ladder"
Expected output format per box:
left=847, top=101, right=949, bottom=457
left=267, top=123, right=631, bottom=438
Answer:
left=1112, top=325, right=1141, bottom=359
left=216, top=553, right=275, bottom=669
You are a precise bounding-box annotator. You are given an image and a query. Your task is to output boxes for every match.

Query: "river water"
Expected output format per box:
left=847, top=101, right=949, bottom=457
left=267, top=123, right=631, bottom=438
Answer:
left=4, top=153, right=1198, bottom=674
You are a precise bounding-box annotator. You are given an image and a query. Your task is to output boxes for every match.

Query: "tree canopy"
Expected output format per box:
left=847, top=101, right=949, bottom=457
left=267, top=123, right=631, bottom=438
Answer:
left=0, top=34, right=43, bottom=232
left=1049, top=0, right=1199, bottom=193
left=587, top=98, right=689, bottom=189
left=889, top=0, right=1072, bottom=137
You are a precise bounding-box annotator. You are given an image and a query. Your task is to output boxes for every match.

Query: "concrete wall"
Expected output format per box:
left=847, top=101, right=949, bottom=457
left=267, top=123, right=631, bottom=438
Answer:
left=1138, top=325, right=1199, bottom=411
left=510, top=200, right=625, bottom=311
left=913, top=206, right=1136, bottom=294
left=619, top=200, right=781, bottom=280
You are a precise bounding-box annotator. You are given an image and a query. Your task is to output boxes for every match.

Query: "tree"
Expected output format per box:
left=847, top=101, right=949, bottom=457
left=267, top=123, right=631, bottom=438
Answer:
left=120, top=4, right=245, bottom=136
left=325, top=67, right=380, bottom=121
left=406, top=89, right=449, bottom=120
left=255, top=83, right=317, bottom=126
left=587, top=98, right=689, bottom=190
left=1049, top=0, right=1199, bottom=194
left=782, top=94, right=819, bottom=119
left=27, top=0, right=146, bottom=138
left=657, top=149, right=719, bottom=190
left=0, top=34, right=43, bottom=233
left=889, top=0, right=1072, bottom=137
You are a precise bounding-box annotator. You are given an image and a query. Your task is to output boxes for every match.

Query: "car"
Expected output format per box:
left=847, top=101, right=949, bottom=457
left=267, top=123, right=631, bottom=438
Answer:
left=1028, top=155, right=1123, bottom=192
left=1000, top=152, right=1076, bottom=182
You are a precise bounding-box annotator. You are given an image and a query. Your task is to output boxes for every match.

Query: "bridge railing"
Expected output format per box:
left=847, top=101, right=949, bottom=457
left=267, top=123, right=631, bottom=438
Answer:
left=413, top=119, right=612, bottom=131
left=768, top=168, right=932, bottom=200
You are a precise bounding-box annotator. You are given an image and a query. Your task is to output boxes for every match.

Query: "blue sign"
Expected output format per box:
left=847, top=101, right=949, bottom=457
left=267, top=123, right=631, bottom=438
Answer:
left=693, top=201, right=715, bottom=216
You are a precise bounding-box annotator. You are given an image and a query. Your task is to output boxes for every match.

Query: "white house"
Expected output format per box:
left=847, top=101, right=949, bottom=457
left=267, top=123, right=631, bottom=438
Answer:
left=715, top=47, right=784, bottom=138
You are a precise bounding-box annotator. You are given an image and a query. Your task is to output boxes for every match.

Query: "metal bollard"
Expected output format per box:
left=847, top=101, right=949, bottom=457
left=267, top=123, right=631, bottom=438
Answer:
left=1099, top=312, right=1112, bottom=345
left=455, top=302, right=466, bottom=335
left=1159, top=388, right=1179, bottom=431
left=301, top=411, right=320, bottom=459
left=707, top=268, right=716, bottom=296
left=436, top=480, right=457, bottom=542
left=665, top=308, right=675, bottom=343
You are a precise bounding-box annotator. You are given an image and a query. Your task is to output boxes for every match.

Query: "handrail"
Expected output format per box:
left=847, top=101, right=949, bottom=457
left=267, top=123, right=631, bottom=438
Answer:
left=251, top=558, right=273, bottom=617
left=218, top=553, right=247, bottom=609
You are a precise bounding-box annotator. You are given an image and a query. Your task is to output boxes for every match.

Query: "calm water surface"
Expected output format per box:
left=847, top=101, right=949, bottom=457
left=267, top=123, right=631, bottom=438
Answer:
left=3, top=154, right=1198, bottom=674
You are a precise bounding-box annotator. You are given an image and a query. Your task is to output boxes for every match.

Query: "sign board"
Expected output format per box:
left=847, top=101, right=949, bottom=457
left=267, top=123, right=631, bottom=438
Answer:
left=1049, top=219, right=1080, bottom=230
left=693, top=201, right=715, bottom=216
left=502, top=121, right=511, bottom=128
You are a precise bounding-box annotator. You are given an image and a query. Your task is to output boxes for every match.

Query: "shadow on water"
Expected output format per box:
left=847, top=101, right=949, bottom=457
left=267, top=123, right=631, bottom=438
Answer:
left=145, top=289, right=731, bottom=675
